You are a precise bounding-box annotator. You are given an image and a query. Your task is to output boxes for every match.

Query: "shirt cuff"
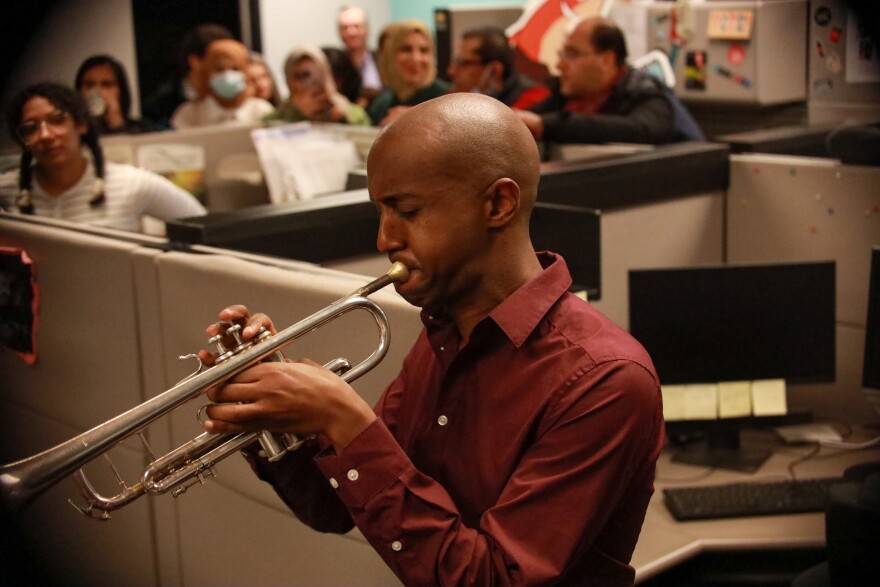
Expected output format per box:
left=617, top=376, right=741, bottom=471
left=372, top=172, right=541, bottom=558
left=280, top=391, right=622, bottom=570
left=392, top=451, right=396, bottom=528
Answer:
left=314, top=418, right=410, bottom=508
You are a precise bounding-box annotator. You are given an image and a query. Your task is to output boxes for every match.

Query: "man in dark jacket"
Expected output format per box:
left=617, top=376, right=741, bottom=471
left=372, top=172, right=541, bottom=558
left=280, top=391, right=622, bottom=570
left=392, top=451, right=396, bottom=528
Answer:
left=515, top=17, right=703, bottom=145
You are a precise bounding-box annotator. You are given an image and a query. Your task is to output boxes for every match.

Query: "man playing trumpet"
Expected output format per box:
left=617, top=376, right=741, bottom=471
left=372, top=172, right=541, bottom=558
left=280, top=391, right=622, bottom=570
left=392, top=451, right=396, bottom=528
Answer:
left=201, top=93, right=663, bottom=586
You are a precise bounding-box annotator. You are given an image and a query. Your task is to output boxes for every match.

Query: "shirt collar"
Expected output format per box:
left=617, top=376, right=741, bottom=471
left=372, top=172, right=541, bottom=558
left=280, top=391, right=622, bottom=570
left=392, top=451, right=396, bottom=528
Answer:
left=420, top=251, right=573, bottom=348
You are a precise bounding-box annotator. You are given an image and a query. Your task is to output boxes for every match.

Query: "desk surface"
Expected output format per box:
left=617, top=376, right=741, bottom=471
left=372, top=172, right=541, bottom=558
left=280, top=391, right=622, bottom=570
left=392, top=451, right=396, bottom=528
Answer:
left=633, top=428, right=880, bottom=583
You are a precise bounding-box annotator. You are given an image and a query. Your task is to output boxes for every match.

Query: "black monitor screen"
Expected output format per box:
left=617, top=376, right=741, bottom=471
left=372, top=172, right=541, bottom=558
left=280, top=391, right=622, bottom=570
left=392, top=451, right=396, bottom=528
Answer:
left=531, top=202, right=601, bottom=300
left=864, top=247, right=880, bottom=391
left=629, top=261, right=836, bottom=385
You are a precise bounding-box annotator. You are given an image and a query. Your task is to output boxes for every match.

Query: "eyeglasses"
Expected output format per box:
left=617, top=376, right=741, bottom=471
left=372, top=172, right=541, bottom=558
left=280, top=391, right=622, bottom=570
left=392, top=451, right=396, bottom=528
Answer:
left=16, top=110, right=71, bottom=145
left=451, top=57, right=484, bottom=68
left=557, top=46, right=595, bottom=61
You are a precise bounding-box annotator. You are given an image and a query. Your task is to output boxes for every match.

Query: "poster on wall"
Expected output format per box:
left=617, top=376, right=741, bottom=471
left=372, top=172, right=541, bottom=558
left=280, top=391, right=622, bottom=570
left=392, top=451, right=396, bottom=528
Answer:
left=845, top=10, right=879, bottom=83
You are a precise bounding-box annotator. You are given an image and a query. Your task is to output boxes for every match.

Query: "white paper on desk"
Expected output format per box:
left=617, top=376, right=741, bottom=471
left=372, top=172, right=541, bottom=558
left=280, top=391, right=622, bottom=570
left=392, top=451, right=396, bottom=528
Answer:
left=682, top=384, right=719, bottom=420
left=251, top=122, right=359, bottom=203
left=751, top=378, right=787, bottom=416
left=660, top=385, right=687, bottom=421
left=718, top=381, right=752, bottom=418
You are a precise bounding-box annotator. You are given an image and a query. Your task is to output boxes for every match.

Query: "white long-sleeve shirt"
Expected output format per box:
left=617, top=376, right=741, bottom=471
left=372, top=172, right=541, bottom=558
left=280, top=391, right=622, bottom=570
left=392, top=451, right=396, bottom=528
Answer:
left=0, top=160, right=206, bottom=233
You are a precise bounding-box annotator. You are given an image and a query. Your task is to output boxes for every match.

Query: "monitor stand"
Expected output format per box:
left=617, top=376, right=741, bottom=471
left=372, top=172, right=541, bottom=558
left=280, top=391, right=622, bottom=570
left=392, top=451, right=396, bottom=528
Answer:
left=671, top=427, right=772, bottom=473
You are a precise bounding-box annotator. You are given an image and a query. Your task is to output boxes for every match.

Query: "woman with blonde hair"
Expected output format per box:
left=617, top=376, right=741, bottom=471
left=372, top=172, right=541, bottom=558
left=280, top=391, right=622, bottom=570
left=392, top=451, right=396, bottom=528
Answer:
left=367, top=19, right=450, bottom=127
left=267, top=44, right=370, bottom=125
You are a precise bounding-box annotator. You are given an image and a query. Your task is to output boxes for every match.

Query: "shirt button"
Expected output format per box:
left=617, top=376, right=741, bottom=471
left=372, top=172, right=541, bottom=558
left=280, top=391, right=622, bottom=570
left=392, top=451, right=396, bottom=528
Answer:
left=440, top=346, right=445, bottom=351
left=438, top=415, right=448, bottom=426
left=391, top=540, right=403, bottom=552
left=347, top=469, right=359, bottom=481
left=329, top=478, right=339, bottom=489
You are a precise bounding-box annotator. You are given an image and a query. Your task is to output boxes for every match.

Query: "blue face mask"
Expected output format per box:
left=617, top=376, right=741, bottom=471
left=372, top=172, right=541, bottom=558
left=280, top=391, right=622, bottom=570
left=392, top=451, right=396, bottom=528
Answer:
left=209, top=70, right=246, bottom=100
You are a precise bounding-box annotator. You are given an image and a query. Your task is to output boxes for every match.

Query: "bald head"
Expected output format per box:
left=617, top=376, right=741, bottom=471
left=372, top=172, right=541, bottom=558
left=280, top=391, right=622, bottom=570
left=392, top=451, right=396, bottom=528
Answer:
left=369, top=93, right=541, bottom=217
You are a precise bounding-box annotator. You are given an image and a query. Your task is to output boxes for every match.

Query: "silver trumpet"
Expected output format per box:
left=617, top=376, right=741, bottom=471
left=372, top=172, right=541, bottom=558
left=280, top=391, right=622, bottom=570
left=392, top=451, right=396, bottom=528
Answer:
left=0, top=262, right=409, bottom=519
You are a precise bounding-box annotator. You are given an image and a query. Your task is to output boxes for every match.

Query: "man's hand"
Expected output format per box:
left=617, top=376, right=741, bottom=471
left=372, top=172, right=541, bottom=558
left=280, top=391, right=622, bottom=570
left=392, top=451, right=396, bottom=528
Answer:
left=514, top=109, right=545, bottom=141
left=199, top=305, right=377, bottom=453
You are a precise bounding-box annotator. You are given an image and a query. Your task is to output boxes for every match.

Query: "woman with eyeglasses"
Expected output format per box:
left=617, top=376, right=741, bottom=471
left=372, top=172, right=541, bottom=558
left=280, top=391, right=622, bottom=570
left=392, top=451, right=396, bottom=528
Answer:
left=0, top=82, right=206, bottom=233
left=265, top=45, right=370, bottom=126
left=367, top=19, right=450, bottom=128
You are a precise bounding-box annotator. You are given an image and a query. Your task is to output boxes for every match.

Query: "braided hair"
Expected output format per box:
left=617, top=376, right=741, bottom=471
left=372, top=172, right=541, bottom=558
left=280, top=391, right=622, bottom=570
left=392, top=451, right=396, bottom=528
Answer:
left=5, top=82, right=106, bottom=214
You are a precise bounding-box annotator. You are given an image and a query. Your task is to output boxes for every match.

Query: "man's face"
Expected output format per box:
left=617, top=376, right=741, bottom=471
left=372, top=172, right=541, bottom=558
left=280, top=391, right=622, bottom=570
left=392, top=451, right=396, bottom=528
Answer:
left=556, top=22, right=614, bottom=99
left=447, top=37, right=488, bottom=93
left=368, top=134, right=489, bottom=310
left=338, top=8, right=367, bottom=52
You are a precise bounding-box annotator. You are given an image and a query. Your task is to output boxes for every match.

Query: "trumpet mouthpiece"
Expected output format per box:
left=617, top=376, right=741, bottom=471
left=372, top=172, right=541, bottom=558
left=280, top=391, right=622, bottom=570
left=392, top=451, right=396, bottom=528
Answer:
left=387, top=261, right=410, bottom=284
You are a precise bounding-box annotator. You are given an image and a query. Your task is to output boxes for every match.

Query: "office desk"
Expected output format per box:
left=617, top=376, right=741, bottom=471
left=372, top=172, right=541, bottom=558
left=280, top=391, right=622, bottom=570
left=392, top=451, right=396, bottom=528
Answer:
left=633, top=429, right=880, bottom=584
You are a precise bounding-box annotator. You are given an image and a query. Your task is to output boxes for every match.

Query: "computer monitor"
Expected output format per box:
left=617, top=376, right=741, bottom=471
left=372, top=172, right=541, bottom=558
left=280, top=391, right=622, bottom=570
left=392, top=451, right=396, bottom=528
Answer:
left=864, top=247, right=880, bottom=394
left=530, top=202, right=601, bottom=300
left=628, top=261, right=836, bottom=471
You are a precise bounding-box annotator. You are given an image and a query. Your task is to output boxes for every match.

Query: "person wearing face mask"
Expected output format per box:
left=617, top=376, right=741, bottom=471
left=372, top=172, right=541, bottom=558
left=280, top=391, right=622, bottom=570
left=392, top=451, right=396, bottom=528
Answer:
left=367, top=19, right=450, bottom=128
left=74, top=55, right=154, bottom=135
left=447, top=27, right=550, bottom=111
left=170, top=39, right=275, bottom=129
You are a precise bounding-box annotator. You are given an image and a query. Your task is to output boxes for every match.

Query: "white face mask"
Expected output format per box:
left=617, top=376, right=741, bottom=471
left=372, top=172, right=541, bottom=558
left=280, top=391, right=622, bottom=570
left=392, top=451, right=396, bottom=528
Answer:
left=209, top=70, right=247, bottom=100
left=86, top=89, right=106, bottom=117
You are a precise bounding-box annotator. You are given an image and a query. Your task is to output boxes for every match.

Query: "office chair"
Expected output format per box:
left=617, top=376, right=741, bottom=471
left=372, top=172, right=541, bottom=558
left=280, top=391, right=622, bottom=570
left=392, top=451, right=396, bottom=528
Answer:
left=791, top=462, right=880, bottom=587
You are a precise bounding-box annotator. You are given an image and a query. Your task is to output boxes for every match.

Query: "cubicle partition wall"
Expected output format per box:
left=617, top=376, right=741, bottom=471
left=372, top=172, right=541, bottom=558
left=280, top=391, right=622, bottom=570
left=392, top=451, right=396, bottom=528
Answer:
left=538, top=142, right=730, bottom=329
left=0, top=213, right=420, bottom=586
left=726, top=154, right=880, bottom=425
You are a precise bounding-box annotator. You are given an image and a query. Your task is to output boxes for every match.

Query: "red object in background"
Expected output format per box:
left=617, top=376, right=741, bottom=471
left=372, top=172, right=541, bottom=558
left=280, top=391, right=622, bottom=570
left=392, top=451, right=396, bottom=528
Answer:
left=508, top=0, right=591, bottom=62
left=828, top=26, right=842, bottom=43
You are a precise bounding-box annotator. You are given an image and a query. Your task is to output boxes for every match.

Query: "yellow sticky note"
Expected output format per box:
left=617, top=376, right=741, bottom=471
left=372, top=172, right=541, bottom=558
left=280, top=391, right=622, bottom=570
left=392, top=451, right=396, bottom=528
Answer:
left=718, top=381, right=752, bottom=418
left=661, top=385, right=687, bottom=421
left=751, top=379, right=787, bottom=416
left=683, top=384, right=719, bottom=420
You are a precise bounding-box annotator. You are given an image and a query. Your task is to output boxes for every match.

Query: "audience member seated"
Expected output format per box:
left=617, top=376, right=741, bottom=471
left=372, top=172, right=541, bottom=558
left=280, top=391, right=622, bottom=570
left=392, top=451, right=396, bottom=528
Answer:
left=74, top=54, right=155, bottom=135
left=367, top=19, right=450, bottom=127
left=447, top=26, right=550, bottom=110
left=0, top=83, right=206, bottom=233
left=826, top=122, right=880, bottom=166
left=248, top=52, right=282, bottom=108
left=515, top=16, right=704, bottom=145
left=322, top=46, right=362, bottom=104
left=171, top=39, right=275, bottom=129
left=337, top=5, right=383, bottom=109
left=265, top=45, right=370, bottom=126
left=142, top=23, right=234, bottom=129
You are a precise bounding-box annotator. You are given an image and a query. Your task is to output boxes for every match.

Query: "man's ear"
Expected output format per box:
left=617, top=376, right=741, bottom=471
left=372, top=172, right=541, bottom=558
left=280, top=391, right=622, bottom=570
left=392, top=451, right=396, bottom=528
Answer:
left=484, top=178, right=520, bottom=228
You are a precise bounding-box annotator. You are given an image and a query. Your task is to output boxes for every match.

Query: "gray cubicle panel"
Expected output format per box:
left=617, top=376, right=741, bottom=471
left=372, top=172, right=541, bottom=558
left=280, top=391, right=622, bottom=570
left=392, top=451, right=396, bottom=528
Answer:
left=0, top=214, right=166, bottom=586
left=101, top=123, right=269, bottom=212
left=726, top=153, right=880, bottom=425
left=0, top=213, right=422, bottom=586
left=147, top=250, right=420, bottom=586
left=537, top=142, right=729, bottom=329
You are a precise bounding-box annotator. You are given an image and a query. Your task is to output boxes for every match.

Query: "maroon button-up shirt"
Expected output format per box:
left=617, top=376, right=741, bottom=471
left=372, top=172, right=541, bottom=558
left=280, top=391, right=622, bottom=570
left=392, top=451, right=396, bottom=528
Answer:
left=252, top=252, right=664, bottom=586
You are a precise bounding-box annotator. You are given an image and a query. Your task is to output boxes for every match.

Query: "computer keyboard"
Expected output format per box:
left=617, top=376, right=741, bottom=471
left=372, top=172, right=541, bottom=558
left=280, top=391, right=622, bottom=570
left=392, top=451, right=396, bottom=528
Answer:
left=663, top=477, right=840, bottom=521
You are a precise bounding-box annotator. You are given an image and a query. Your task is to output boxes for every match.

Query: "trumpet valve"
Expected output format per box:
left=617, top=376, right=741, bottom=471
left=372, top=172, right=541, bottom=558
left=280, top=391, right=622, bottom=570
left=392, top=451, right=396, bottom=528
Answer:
left=208, top=333, right=235, bottom=364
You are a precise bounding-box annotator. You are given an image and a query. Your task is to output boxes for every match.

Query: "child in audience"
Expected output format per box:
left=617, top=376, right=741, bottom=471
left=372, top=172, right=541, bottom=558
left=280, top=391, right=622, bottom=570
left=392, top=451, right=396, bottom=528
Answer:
left=1, top=83, right=205, bottom=233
